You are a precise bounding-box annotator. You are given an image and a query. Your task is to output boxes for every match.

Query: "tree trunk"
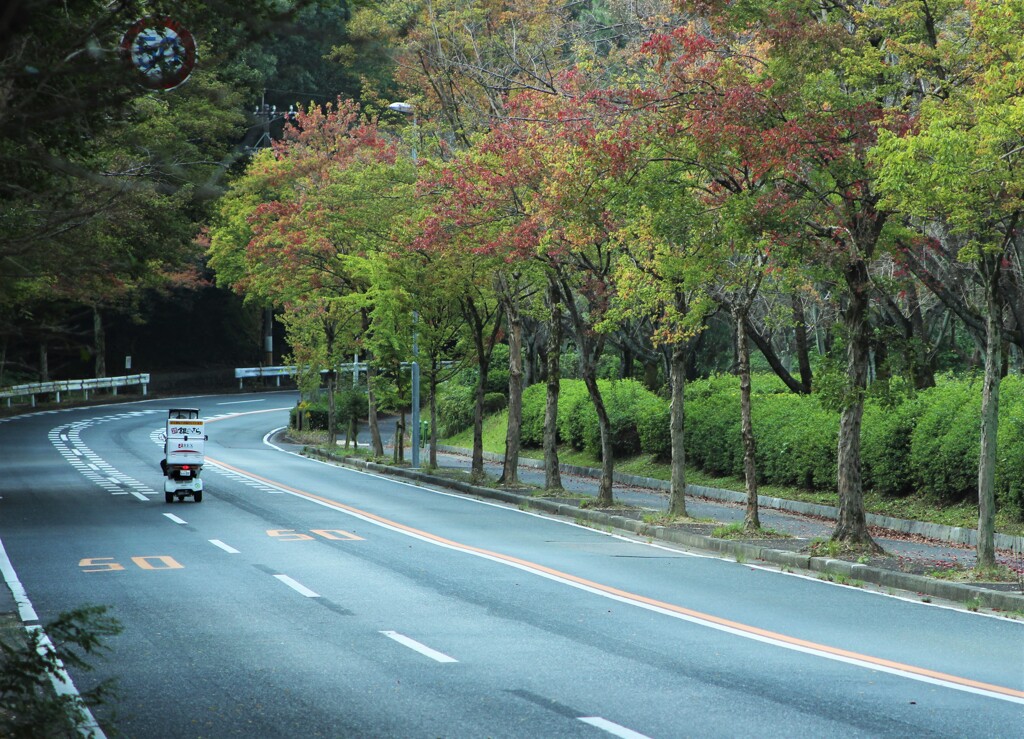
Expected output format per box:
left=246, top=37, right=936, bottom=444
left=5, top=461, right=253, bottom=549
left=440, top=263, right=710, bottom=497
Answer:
left=791, top=295, right=813, bottom=393
left=366, top=361, right=384, bottom=457
left=832, top=258, right=881, bottom=550
left=744, top=317, right=811, bottom=394
left=977, top=256, right=1002, bottom=569
left=557, top=271, right=613, bottom=505
left=582, top=368, right=615, bottom=506
left=733, top=304, right=760, bottom=530
left=668, top=338, right=688, bottom=516
left=361, top=309, right=385, bottom=457
left=473, top=361, right=487, bottom=481
left=544, top=279, right=563, bottom=491
left=39, top=342, right=49, bottom=383
left=499, top=283, right=523, bottom=485
left=326, top=370, right=337, bottom=448
left=394, top=410, right=406, bottom=463
left=93, top=307, right=106, bottom=378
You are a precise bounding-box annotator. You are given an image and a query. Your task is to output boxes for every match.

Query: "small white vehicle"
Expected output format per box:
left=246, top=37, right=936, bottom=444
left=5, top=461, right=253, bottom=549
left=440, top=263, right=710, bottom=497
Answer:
left=161, top=408, right=206, bottom=503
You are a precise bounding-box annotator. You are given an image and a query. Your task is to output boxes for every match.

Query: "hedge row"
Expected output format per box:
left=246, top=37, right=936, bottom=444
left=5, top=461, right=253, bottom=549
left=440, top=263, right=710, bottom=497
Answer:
left=521, top=378, right=670, bottom=460
left=516, top=374, right=1024, bottom=519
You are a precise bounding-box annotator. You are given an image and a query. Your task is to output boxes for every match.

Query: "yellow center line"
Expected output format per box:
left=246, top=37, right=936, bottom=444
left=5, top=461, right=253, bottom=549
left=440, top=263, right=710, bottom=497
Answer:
left=207, top=455, right=1024, bottom=704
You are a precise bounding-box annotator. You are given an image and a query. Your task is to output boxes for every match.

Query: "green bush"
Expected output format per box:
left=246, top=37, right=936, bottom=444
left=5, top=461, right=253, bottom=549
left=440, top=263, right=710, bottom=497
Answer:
left=486, top=344, right=510, bottom=395
left=909, top=378, right=978, bottom=504
left=483, top=392, right=507, bottom=415
left=636, top=396, right=672, bottom=460
left=578, top=379, right=667, bottom=459
left=557, top=380, right=594, bottom=449
left=862, top=397, right=924, bottom=497
left=436, top=382, right=476, bottom=438
left=996, top=376, right=1024, bottom=519
left=520, top=383, right=547, bottom=447
left=684, top=376, right=742, bottom=476
left=686, top=374, right=836, bottom=490
left=290, top=389, right=367, bottom=432
left=753, top=393, right=838, bottom=489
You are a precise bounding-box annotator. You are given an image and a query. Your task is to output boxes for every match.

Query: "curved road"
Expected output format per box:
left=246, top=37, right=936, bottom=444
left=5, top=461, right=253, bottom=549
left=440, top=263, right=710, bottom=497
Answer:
left=0, top=391, right=1021, bottom=737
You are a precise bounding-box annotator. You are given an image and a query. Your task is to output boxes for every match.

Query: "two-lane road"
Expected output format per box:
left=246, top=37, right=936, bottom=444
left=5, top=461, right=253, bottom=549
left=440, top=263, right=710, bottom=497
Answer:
left=1, top=392, right=1021, bottom=737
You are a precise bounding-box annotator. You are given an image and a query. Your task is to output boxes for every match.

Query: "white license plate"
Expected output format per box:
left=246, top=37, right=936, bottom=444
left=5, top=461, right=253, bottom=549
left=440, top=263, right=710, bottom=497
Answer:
left=180, top=470, right=191, bottom=477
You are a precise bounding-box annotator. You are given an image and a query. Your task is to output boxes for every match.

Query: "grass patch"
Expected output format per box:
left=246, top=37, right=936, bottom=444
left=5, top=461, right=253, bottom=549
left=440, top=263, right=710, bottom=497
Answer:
left=641, top=512, right=715, bottom=526
left=711, top=522, right=792, bottom=540
left=927, top=565, right=1022, bottom=584
left=818, top=572, right=864, bottom=587
left=805, top=538, right=885, bottom=559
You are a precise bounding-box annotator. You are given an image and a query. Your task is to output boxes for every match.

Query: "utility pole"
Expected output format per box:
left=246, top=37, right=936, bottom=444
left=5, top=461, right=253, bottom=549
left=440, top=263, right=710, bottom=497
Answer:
left=251, top=92, right=295, bottom=367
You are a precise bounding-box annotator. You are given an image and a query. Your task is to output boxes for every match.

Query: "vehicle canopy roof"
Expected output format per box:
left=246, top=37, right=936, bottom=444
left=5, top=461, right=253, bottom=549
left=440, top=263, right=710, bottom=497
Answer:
left=167, top=408, right=200, bottom=419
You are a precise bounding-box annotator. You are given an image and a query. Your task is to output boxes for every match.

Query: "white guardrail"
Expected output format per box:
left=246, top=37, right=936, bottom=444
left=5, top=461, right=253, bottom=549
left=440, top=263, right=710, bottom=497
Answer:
left=235, top=365, right=296, bottom=389
left=0, top=373, right=151, bottom=408
left=234, top=364, right=368, bottom=389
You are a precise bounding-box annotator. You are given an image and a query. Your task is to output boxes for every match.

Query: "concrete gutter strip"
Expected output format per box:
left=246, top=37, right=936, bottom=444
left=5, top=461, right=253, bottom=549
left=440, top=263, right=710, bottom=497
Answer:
left=311, top=450, right=1024, bottom=614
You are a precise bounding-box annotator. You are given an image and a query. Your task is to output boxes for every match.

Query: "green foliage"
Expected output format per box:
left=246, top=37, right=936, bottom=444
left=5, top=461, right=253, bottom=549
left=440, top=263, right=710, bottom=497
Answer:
left=996, top=377, right=1024, bottom=520
left=578, top=379, right=670, bottom=459
left=483, top=392, right=507, bottom=415
left=521, top=378, right=670, bottom=459
left=686, top=374, right=837, bottom=490
left=861, top=396, right=926, bottom=497
left=909, top=378, right=979, bottom=504
left=487, top=344, right=511, bottom=395
left=558, top=381, right=600, bottom=451
left=754, top=393, right=838, bottom=489
left=436, top=383, right=477, bottom=438
left=520, top=383, right=548, bottom=447
left=290, top=389, right=367, bottom=431
left=0, top=606, right=121, bottom=737
left=684, top=375, right=742, bottom=476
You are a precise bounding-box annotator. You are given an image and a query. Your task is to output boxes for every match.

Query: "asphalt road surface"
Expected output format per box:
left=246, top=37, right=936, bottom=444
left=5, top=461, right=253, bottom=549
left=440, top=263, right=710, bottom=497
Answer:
left=1, top=391, right=1021, bottom=738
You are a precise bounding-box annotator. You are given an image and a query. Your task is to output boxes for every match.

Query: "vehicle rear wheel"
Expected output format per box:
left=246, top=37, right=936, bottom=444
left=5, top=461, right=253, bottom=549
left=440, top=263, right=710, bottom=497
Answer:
left=194, top=490, right=203, bottom=503
left=165, top=491, right=174, bottom=503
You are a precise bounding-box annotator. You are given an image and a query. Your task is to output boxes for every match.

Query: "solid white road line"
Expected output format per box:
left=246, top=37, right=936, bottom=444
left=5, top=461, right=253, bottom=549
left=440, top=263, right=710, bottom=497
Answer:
left=379, top=631, right=458, bottom=663
left=1, top=538, right=107, bottom=737
left=578, top=716, right=652, bottom=739
left=162, top=513, right=187, bottom=525
left=209, top=539, right=240, bottom=554
left=274, top=574, right=319, bottom=597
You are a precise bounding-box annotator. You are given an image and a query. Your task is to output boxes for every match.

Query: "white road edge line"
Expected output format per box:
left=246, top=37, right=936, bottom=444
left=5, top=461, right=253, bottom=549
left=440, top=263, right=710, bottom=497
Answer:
left=209, top=539, right=240, bottom=554
left=379, top=631, right=458, bottom=663
left=274, top=574, right=319, bottom=597
left=163, top=513, right=187, bottom=525
left=578, top=717, right=651, bottom=739
left=0, top=538, right=107, bottom=738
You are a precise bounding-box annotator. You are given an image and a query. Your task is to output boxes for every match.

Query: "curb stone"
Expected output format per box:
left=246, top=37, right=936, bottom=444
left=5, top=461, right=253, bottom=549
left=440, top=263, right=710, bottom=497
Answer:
left=436, top=446, right=1024, bottom=552
left=309, top=449, right=1024, bottom=614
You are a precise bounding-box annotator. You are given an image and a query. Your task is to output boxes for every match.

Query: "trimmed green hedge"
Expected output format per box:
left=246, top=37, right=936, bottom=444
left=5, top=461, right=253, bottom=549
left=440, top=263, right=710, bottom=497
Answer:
left=487, top=372, right=1024, bottom=520
left=520, top=379, right=668, bottom=459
